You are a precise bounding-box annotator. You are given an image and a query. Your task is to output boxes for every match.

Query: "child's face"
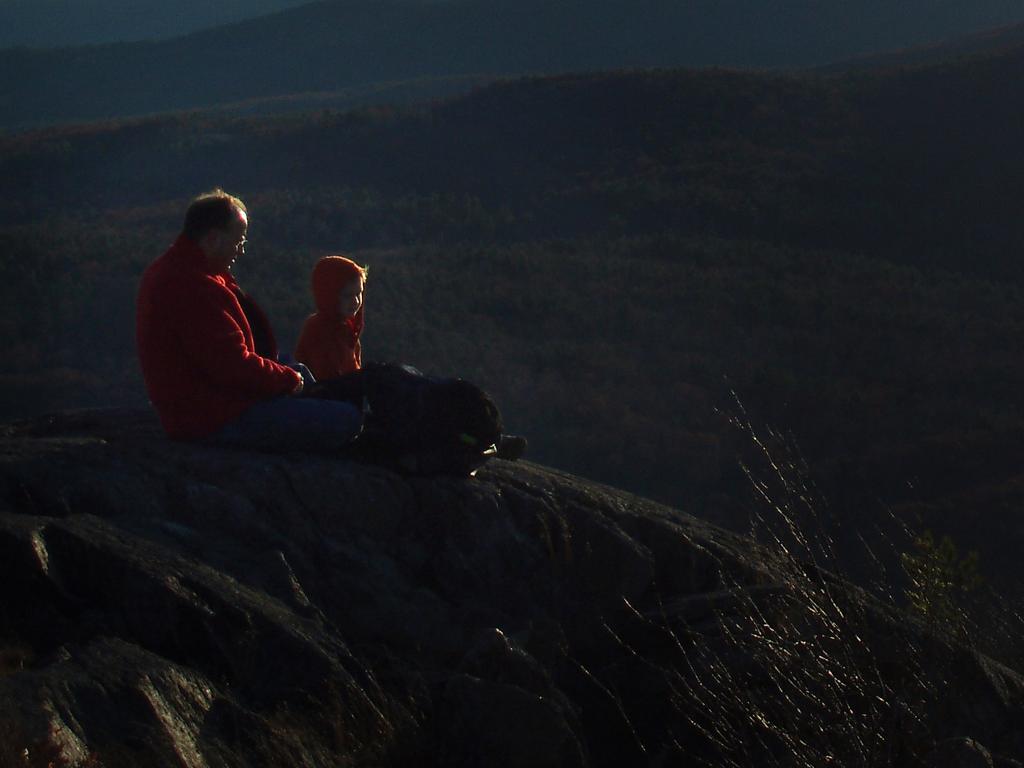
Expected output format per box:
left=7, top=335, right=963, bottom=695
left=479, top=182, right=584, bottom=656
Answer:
left=337, top=277, right=364, bottom=318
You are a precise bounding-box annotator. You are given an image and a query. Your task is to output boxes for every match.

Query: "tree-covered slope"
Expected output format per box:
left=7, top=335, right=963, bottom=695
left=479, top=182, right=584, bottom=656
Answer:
left=4, top=51, right=1024, bottom=599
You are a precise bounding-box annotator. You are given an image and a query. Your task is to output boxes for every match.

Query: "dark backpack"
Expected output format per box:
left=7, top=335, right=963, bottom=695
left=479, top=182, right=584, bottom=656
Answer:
left=303, top=362, right=503, bottom=476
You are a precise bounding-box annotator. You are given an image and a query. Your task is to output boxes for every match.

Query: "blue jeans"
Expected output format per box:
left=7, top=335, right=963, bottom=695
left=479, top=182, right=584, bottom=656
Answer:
left=208, top=396, right=363, bottom=452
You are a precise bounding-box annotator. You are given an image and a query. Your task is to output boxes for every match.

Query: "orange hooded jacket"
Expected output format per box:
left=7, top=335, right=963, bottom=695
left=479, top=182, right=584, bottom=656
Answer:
left=294, top=256, right=364, bottom=381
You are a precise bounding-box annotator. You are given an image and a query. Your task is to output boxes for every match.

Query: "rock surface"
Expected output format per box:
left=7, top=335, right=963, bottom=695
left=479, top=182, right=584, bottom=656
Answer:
left=0, top=408, right=1022, bottom=767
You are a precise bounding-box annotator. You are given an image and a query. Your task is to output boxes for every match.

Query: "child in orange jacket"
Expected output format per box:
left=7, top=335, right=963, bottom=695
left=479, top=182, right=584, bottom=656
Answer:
left=297, top=253, right=528, bottom=462
left=295, top=255, right=366, bottom=381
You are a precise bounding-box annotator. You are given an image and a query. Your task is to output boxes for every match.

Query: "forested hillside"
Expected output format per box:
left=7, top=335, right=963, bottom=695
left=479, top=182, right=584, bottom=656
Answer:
left=5, top=49, right=1024, bottom=602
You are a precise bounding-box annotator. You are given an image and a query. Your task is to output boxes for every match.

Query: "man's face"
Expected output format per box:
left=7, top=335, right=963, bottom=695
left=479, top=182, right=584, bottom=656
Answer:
left=205, top=208, right=248, bottom=273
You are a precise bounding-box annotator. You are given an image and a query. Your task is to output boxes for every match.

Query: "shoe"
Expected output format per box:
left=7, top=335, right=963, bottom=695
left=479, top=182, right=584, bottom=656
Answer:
left=496, top=434, right=527, bottom=461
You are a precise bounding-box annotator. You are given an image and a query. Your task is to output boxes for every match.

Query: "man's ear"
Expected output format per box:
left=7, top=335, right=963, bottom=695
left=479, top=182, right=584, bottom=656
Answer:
left=197, top=229, right=218, bottom=254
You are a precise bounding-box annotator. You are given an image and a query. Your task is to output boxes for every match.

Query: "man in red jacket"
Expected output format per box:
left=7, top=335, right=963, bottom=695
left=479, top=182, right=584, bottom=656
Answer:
left=136, top=189, right=362, bottom=449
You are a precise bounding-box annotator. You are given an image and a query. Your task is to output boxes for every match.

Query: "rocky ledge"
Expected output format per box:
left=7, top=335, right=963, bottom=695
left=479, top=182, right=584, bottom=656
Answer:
left=0, top=408, right=1022, bottom=767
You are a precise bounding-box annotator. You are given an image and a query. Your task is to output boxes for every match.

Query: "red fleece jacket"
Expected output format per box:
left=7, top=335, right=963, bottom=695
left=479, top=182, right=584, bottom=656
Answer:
left=136, top=235, right=301, bottom=439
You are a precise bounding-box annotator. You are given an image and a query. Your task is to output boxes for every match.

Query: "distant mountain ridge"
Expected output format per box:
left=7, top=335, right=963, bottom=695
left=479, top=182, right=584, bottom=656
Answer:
left=0, top=0, right=314, bottom=48
left=819, top=20, right=1024, bottom=73
left=3, top=0, right=1024, bottom=129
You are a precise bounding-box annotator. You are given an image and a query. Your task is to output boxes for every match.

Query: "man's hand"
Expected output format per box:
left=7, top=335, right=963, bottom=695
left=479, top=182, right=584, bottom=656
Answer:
left=290, top=362, right=315, bottom=396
